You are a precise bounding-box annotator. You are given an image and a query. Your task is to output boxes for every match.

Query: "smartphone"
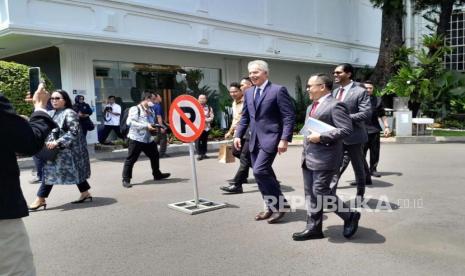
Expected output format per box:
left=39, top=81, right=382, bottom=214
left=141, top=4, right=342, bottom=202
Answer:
left=29, top=67, right=41, bottom=96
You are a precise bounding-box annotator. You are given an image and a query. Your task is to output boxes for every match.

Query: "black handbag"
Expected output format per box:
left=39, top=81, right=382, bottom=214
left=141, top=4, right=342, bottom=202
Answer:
left=81, top=117, right=95, bottom=131
left=36, top=146, right=60, bottom=161
left=36, top=128, right=62, bottom=161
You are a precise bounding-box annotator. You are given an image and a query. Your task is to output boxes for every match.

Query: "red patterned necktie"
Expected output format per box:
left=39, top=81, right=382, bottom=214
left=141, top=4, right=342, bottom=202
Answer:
left=309, top=101, right=319, bottom=117
left=337, top=87, right=345, bottom=101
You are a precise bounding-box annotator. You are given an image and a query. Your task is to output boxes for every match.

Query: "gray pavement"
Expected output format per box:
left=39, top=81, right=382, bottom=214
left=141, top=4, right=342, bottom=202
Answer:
left=20, top=143, right=465, bottom=275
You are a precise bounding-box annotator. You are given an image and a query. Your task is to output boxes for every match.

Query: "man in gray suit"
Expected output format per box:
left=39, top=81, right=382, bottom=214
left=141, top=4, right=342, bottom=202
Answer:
left=330, top=63, right=371, bottom=200
left=293, top=74, right=360, bottom=241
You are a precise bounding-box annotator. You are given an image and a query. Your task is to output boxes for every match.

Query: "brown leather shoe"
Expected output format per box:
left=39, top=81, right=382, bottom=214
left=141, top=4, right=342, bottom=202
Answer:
left=267, top=211, right=286, bottom=224
left=254, top=210, right=273, bottom=221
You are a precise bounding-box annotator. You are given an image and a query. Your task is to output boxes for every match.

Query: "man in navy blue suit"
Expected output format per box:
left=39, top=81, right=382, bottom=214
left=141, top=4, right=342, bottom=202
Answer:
left=234, top=60, right=295, bottom=224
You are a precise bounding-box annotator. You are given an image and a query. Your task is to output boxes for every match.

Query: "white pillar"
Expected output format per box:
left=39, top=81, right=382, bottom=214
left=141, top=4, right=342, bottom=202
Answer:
left=58, top=43, right=98, bottom=144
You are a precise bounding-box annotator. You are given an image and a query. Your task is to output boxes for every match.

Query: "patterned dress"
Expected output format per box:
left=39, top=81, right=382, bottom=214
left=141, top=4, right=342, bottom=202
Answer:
left=43, top=108, right=91, bottom=185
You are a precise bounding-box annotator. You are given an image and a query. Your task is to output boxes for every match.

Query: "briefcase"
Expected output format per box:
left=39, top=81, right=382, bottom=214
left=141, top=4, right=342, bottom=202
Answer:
left=218, top=144, right=235, bottom=164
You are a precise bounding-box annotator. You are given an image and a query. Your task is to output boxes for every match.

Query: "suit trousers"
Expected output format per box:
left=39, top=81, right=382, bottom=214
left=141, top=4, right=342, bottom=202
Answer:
left=250, top=147, right=287, bottom=211
left=302, top=164, right=350, bottom=231
left=330, top=143, right=369, bottom=196
left=195, top=130, right=209, bottom=156
left=0, top=219, right=35, bottom=276
left=364, top=132, right=380, bottom=172
left=232, top=139, right=251, bottom=185
left=37, top=180, right=91, bottom=197
left=122, top=139, right=161, bottom=181
left=98, top=125, right=123, bottom=144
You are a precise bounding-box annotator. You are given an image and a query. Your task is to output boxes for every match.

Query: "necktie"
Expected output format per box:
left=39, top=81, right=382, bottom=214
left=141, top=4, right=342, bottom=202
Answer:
left=310, top=101, right=319, bottom=117
left=337, top=87, right=344, bottom=101
left=254, top=88, right=261, bottom=107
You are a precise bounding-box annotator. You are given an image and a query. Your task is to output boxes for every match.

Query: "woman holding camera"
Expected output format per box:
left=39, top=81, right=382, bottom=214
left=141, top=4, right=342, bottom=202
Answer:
left=29, top=90, right=92, bottom=210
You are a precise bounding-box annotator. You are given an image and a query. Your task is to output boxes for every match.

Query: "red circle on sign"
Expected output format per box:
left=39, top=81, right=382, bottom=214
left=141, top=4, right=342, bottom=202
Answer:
left=169, top=95, right=206, bottom=143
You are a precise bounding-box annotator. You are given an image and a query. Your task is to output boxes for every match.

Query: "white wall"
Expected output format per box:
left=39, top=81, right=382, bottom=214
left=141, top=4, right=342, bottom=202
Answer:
left=3, top=0, right=381, bottom=67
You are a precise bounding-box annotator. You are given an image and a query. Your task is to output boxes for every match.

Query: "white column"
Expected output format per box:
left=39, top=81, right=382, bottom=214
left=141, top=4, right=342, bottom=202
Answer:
left=58, top=43, right=98, bottom=144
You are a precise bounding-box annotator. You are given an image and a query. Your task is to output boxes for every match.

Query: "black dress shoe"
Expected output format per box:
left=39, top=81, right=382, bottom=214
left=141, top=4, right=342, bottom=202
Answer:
left=343, top=211, right=361, bottom=238
left=227, top=179, right=249, bottom=184
left=154, top=173, right=171, bottom=180
left=292, top=229, right=324, bottom=241
left=220, top=184, right=243, bottom=194
left=122, top=180, right=132, bottom=188
left=197, top=156, right=203, bottom=161
left=371, top=171, right=381, bottom=177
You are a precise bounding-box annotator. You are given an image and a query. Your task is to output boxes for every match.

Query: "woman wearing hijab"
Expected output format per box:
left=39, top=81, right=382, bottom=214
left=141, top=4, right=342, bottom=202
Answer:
left=72, top=95, right=94, bottom=137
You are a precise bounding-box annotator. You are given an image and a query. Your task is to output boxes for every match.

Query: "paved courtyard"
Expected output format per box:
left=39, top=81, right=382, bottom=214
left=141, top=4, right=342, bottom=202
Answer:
left=19, top=143, right=465, bottom=275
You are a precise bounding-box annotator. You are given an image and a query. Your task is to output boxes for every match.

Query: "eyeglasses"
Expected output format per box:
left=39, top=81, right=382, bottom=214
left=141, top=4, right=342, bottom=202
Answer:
left=50, top=97, right=63, bottom=101
left=306, top=83, right=324, bottom=89
left=333, top=71, right=344, bottom=75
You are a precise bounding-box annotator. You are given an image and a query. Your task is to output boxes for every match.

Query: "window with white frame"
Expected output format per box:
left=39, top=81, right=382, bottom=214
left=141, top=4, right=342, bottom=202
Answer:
left=446, top=11, right=465, bottom=71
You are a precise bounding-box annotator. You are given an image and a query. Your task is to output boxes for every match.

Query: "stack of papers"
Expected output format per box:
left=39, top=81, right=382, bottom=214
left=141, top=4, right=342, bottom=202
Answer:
left=299, top=117, right=335, bottom=137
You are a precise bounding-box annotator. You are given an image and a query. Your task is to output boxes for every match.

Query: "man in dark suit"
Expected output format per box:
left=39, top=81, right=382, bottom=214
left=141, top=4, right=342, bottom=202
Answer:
left=330, top=63, right=371, bottom=200
left=234, top=60, right=295, bottom=223
left=0, top=84, right=55, bottom=275
left=293, top=73, right=360, bottom=241
left=362, top=81, right=391, bottom=177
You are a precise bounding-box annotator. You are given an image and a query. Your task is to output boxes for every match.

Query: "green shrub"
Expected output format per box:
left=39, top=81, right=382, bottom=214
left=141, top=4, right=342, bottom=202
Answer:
left=0, top=61, right=53, bottom=115
left=208, top=127, right=225, bottom=140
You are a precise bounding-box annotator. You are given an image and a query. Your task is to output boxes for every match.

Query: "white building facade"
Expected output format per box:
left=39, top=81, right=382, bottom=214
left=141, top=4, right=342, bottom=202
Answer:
left=0, top=0, right=382, bottom=143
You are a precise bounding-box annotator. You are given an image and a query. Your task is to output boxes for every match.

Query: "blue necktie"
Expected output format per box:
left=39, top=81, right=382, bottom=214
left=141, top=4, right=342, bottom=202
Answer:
left=254, top=88, right=261, bottom=107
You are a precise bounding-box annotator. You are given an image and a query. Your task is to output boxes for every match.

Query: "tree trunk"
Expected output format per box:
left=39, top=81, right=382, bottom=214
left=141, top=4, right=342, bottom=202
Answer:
left=370, top=8, right=404, bottom=88
left=436, top=0, right=455, bottom=39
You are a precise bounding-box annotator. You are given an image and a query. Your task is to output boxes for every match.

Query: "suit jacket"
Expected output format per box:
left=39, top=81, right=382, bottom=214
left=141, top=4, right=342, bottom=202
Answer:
left=235, top=81, right=295, bottom=153
left=332, top=83, right=371, bottom=145
left=0, top=94, right=55, bottom=219
left=366, top=95, right=386, bottom=134
left=302, top=96, right=353, bottom=171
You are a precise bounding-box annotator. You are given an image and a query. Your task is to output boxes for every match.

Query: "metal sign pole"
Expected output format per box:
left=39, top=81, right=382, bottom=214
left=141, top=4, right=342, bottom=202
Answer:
left=189, top=142, right=200, bottom=206
left=167, top=95, right=226, bottom=215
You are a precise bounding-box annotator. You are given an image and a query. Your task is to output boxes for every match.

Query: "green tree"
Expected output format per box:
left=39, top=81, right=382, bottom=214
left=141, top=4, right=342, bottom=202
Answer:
left=292, top=75, right=311, bottom=132
left=382, top=34, right=465, bottom=120
left=0, top=61, right=53, bottom=115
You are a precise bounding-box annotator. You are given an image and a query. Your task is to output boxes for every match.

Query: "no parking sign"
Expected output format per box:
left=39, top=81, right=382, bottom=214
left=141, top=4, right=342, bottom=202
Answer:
left=167, top=95, right=226, bottom=215
left=169, top=95, right=206, bottom=143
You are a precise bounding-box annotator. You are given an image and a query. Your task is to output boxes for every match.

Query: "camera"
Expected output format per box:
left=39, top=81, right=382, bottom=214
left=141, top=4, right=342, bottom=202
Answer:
left=104, top=106, right=113, bottom=113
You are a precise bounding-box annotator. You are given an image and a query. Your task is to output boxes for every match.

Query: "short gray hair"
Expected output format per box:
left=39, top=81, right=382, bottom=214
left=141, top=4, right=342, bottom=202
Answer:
left=248, top=60, right=269, bottom=73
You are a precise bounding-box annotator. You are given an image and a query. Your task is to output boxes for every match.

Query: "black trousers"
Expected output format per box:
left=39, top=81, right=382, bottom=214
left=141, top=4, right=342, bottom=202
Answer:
left=330, top=143, right=370, bottom=196
left=122, top=139, right=161, bottom=181
left=364, top=132, right=380, bottom=172
left=302, top=164, right=350, bottom=231
left=195, top=130, right=209, bottom=155
left=98, top=125, right=123, bottom=144
left=37, top=180, right=90, bottom=198
left=232, top=139, right=251, bottom=185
